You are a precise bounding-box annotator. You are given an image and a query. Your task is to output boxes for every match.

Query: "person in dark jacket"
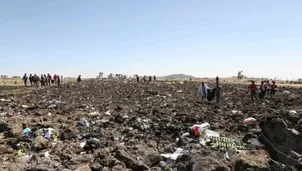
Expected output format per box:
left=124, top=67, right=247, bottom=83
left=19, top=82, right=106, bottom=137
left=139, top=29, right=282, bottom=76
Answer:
left=57, top=75, right=61, bottom=87
left=29, top=74, right=33, bottom=86
left=77, top=75, right=82, bottom=85
left=22, top=74, right=28, bottom=87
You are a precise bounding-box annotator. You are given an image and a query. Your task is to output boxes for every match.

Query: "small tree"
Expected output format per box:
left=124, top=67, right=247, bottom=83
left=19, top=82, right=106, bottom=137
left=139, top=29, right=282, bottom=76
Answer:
left=108, top=73, right=114, bottom=79
left=237, top=70, right=244, bottom=79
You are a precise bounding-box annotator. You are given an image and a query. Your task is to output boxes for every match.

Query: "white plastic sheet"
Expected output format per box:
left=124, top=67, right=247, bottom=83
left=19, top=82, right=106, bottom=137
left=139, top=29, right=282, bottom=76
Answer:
left=161, top=148, right=184, bottom=160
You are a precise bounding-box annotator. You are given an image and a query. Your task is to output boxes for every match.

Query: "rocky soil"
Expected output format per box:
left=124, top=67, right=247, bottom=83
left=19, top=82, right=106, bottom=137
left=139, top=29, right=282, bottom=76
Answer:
left=0, top=80, right=302, bottom=171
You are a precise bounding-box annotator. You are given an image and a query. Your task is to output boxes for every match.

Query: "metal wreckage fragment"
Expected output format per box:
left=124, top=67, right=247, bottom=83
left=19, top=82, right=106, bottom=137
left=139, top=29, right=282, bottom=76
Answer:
left=207, top=136, right=250, bottom=150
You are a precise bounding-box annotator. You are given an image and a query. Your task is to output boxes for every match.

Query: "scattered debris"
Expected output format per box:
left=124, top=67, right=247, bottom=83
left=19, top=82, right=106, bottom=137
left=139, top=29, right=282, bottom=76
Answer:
left=0, top=80, right=301, bottom=170
left=161, top=148, right=184, bottom=161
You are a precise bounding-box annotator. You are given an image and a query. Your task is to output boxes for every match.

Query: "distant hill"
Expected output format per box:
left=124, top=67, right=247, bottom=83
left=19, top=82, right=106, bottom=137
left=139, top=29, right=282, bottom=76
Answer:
left=161, top=74, right=195, bottom=80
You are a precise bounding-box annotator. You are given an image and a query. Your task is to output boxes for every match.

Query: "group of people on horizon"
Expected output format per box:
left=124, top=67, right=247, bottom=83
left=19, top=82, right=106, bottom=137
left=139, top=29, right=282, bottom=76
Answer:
left=22, top=73, right=63, bottom=87
left=22, top=74, right=82, bottom=87
left=136, top=75, right=156, bottom=83
left=250, top=80, right=277, bottom=101
left=197, top=76, right=278, bottom=103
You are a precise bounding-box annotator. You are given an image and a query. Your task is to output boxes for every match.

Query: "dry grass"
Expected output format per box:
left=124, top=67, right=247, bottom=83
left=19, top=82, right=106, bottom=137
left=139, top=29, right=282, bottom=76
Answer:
left=0, top=78, right=23, bottom=86
left=1, top=77, right=302, bottom=87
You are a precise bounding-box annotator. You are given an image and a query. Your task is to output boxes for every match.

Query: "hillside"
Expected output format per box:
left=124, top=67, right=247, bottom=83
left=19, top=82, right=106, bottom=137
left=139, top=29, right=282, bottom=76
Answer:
left=161, top=73, right=195, bottom=80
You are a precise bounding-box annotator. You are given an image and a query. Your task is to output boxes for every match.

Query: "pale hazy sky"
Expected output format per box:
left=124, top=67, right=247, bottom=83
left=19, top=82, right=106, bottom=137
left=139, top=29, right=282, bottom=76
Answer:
left=1, top=0, right=302, bottom=80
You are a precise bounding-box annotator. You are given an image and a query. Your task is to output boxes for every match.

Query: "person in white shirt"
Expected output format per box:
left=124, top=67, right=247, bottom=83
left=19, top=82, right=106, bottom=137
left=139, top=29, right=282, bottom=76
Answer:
left=198, top=82, right=209, bottom=101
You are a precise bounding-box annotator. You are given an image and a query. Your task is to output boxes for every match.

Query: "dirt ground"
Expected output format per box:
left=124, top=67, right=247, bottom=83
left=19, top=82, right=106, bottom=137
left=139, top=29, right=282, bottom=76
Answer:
left=0, top=80, right=302, bottom=171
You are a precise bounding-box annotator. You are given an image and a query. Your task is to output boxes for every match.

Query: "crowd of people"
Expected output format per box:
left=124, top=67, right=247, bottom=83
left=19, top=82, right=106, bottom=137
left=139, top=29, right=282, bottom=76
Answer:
left=250, top=80, right=277, bottom=101
left=136, top=75, right=156, bottom=83
left=22, top=73, right=63, bottom=87
left=197, top=77, right=278, bottom=103
left=22, top=74, right=82, bottom=87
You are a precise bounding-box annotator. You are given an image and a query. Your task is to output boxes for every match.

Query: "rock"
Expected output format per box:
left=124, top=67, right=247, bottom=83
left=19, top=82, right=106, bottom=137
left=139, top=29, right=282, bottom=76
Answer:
left=145, top=153, right=163, bottom=167
left=233, top=150, right=269, bottom=171
left=27, top=164, right=52, bottom=171
left=111, top=165, right=124, bottom=171
left=32, top=136, right=48, bottom=151
left=84, top=138, right=102, bottom=151
left=114, top=115, right=125, bottom=124
left=60, top=129, right=76, bottom=140
left=0, top=123, right=11, bottom=133
left=108, top=158, right=126, bottom=168
left=176, top=155, right=229, bottom=171
left=75, top=165, right=92, bottom=171
left=151, top=167, right=162, bottom=171
left=134, top=144, right=163, bottom=167
left=90, top=164, right=103, bottom=171
left=148, top=140, right=157, bottom=148
left=68, top=155, right=92, bottom=166
left=191, top=156, right=229, bottom=171
left=283, top=151, right=302, bottom=169
left=285, top=110, right=300, bottom=124
left=116, top=150, right=149, bottom=171
left=260, top=118, right=302, bottom=167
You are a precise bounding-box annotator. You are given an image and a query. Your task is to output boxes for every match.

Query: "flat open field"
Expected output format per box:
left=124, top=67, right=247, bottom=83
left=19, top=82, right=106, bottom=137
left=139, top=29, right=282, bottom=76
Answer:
left=0, top=80, right=302, bottom=170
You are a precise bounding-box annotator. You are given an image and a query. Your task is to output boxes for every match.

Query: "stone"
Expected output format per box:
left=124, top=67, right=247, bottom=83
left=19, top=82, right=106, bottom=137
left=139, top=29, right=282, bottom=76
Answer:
left=0, top=123, right=11, bottom=133
left=68, top=155, right=92, bottom=166
left=108, top=158, right=126, bottom=168
left=148, top=140, right=157, bottom=148
left=84, top=138, right=102, bottom=151
left=75, top=165, right=92, bottom=171
left=32, top=136, right=48, bottom=151
left=116, top=150, right=149, bottom=171
left=60, top=129, right=76, bottom=140
left=114, top=115, right=125, bottom=124
left=151, top=166, right=162, bottom=171
left=260, top=118, right=302, bottom=167
left=191, top=156, right=229, bottom=171
left=176, top=155, right=229, bottom=171
left=111, top=165, right=124, bottom=171
left=135, top=144, right=163, bottom=167
left=233, top=150, right=269, bottom=171
left=90, top=164, right=103, bottom=171
left=27, top=164, right=52, bottom=171
left=286, top=111, right=300, bottom=124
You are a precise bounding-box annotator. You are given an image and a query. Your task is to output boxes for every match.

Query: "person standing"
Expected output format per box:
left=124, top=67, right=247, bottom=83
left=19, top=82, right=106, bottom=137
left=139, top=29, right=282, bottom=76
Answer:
left=22, top=73, right=28, bottom=87
left=136, top=75, right=140, bottom=83
left=215, top=76, right=219, bottom=87
left=47, top=74, right=52, bottom=85
left=270, top=81, right=277, bottom=97
left=153, top=75, right=156, bottom=82
left=54, top=74, right=57, bottom=85
left=215, top=76, right=222, bottom=103
left=249, top=81, right=258, bottom=101
left=33, top=74, right=39, bottom=87
left=143, top=76, right=147, bottom=83
left=29, top=74, right=33, bottom=86
left=77, top=75, right=82, bottom=85
left=40, top=74, right=45, bottom=86
left=57, top=75, right=61, bottom=87
left=265, top=80, right=271, bottom=97
left=197, top=82, right=209, bottom=101
left=259, top=81, right=266, bottom=100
